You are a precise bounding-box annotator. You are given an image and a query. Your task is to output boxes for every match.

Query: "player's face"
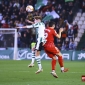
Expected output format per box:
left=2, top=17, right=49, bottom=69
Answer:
left=34, top=19, right=40, bottom=23
left=53, top=24, right=55, bottom=28
left=34, top=19, right=37, bottom=23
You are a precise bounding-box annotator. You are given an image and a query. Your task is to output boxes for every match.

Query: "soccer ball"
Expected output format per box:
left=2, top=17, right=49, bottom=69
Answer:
left=26, top=5, right=34, bottom=12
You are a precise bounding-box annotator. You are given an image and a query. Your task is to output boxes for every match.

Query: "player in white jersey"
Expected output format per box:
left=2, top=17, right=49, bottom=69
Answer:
left=16, top=16, right=45, bottom=74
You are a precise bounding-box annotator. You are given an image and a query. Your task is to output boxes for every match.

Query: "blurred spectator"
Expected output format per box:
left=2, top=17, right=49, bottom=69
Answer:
left=69, top=39, right=76, bottom=50
left=13, top=0, right=20, bottom=8
left=27, top=0, right=34, bottom=6
left=68, top=1, right=74, bottom=12
left=56, top=4, right=62, bottom=15
left=44, top=8, right=50, bottom=15
left=2, top=21, right=9, bottom=28
left=67, top=10, right=73, bottom=24
left=64, top=41, right=69, bottom=50
left=58, top=17, right=64, bottom=28
left=11, top=12, right=16, bottom=20
left=0, top=12, right=3, bottom=21
left=17, top=32, right=22, bottom=47
left=20, top=32, right=28, bottom=47
left=1, top=17, right=6, bottom=24
left=82, top=0, right=85, bottom=12
left=41, top=0, right=52, bottom=12
left=73, top=22, right=78, bottom=38
left=61, top=43, right=66, bottom=51
left=61, top=9, right=67, bottom=20
left=56, top=38, right=62, bottom=50
left=67, top=27, right=74, bottom=42
left=61, top=30, right=67, bottom=44
left=55, top=23, right=59, bottom=33
left=26, top=29, right=31, bottom=48
left=3, top=34, right=14, bottom=47
left=0, top=34, right=4, bottom=47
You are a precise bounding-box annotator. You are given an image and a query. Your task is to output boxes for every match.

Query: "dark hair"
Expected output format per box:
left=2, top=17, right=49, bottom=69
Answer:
left=48, top=21, right=55, bottom=27
left=34, top=16, right=42, bottom=20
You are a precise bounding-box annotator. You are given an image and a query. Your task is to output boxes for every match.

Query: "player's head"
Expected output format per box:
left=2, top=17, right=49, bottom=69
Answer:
left=48, top=21, right=55, bottom=28
left=34, top=16, right=42, bottom=23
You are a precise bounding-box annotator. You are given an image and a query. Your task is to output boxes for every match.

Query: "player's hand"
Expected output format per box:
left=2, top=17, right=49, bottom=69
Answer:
left=59, top=28, right=63, bottom=32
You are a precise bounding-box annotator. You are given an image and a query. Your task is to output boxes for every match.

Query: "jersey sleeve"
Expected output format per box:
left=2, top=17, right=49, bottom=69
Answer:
left=53, top=29, right=58, bottom=36
left=26, top=25, right=33, bottom=28
left=33, top=22, right=45, bottom=28
left=33, top=23, right=39, bottom=28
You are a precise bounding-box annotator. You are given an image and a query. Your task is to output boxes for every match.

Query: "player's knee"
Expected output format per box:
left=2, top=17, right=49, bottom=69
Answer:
left=53, top=56, right=57, bottom=60
left=35, top=50, right=40, bottom=56
left=56, top=52, right=62, bottom=57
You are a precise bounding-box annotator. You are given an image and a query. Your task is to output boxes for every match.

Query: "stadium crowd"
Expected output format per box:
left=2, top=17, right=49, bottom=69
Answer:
left=0, top=0, right=83, bottom=50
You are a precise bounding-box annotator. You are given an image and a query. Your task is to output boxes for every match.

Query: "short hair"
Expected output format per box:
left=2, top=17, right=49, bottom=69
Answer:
left=48, top=21, right=55, bottom=27
left=34, top=16, right=42, bottom=20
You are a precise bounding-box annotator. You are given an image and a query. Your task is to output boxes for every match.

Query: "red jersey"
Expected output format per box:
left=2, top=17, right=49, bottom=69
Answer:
left=44, top=27, right=58, bottom=44
left=43, top=27, right=60, bottom=57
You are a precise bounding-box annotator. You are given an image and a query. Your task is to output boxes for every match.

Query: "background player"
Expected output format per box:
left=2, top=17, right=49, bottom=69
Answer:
left=43, top=21, right=68, bottom=78
left=17, top=16, right=45, bottom=74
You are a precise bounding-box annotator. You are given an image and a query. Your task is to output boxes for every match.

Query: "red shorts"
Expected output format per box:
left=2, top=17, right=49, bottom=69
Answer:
left=44, top=42, right=60, bottom=58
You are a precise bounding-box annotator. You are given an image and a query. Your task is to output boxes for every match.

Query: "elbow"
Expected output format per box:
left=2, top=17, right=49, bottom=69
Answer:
left=56, top=35, right=61, bottom=38
left=57, top=36, right=61, bottom=39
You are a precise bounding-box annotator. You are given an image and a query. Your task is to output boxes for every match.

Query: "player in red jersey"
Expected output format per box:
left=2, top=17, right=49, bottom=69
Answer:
left=43, top=21, right=68, bottom=78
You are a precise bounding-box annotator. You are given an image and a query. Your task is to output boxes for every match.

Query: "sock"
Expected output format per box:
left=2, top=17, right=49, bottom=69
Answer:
left=35, top=55, right=42, bottom=70
left=58, top=56, right=64, bottom=70
left=52, top=59, right=56, bottom=71
left=61, top=67, right=64, bottom=71
left=31, top=51, right=35, bottom=64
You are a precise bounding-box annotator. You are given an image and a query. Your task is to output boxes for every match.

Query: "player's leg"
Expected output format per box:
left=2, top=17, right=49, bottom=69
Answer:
left=35, top=39, right=43, bottom=74
left=28, top=42, right=36, bottom=67
left=55, top=47, right=68, bottom=72
left=51, top=56, right=58, bottom=78
left=28, top=48, right=35, bottom=67
left=45, top=50, right=58, bottom=78
left=35, top=50, right=43, bottom=74
left=46, top=45, right=68, bottom=73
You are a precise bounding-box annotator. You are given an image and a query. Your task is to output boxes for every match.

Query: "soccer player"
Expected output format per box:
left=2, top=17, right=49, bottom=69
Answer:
left=43, top=21, right=68, bottom=78
left=16, top=16, right=45, bottom=74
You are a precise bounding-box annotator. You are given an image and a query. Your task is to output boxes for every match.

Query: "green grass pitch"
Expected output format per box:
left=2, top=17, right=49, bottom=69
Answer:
left=0, top=60, right=85, bottom=85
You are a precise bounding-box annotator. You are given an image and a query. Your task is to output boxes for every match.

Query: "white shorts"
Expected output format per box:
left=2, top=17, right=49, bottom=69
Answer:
left=35, top=37, right=43, bottom=51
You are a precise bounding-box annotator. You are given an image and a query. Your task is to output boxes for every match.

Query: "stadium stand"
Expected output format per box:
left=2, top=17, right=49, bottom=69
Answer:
left=0, top=0, right=84, bottom=50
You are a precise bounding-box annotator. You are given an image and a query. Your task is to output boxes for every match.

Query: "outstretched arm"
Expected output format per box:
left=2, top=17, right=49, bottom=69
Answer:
left=16, top=25, right=33, bottom=29
left=56, top=28, right=63, bottom=38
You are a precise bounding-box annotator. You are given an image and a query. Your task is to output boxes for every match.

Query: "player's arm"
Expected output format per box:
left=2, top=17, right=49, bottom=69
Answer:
left=16, top=23, right=39, bottom=29
left=55, top=28, right=63, bottom=38
left=16, top=25, right=33, bottom=29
